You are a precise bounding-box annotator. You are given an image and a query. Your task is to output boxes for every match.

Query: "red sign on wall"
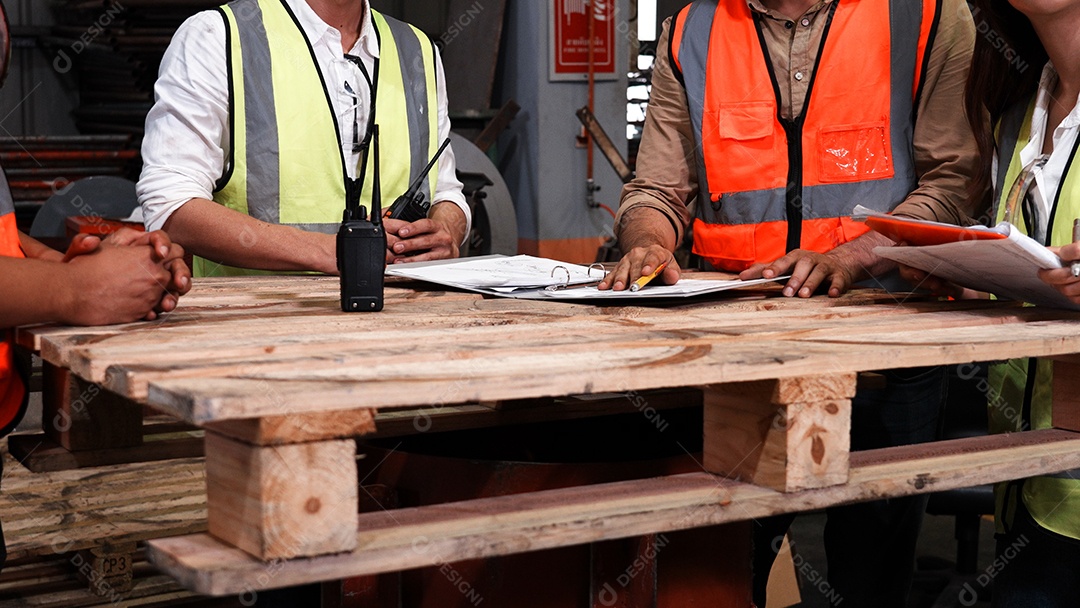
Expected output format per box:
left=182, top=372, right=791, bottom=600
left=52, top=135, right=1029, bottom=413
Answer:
left=550, top=0, right=618, bottom=81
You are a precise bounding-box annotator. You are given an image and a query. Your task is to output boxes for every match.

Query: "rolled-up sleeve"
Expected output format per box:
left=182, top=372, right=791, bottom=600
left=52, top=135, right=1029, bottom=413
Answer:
left=137, top=11, right=230, bottom=232
left=431, top=45, right=471, bottom=242
left=615, top=19, right=696, bottom=245
left=891, top=0, right=984, bottom=225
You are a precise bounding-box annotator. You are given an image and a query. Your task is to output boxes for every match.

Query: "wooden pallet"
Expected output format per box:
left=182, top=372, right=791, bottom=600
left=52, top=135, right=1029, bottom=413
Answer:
left=17, top=276, right=1080, bottom=596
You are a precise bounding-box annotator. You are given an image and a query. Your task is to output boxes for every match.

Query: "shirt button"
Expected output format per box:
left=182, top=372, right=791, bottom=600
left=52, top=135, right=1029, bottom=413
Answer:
left=785, top=20, right=794, bottom=29
left=801, top=18, right=811, bottom=26
left=794, top=71, right=804, bottom=81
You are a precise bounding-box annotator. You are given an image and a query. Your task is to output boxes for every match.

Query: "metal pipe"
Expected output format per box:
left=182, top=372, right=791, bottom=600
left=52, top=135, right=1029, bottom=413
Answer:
left=585, top=0, right=598, bottom=209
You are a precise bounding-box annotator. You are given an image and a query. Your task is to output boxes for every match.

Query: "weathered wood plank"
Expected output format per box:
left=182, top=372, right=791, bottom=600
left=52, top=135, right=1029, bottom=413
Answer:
left=140, top=321, right=1080, bottom=424
left=0, top=454, right=206, bottom=562
left=147, top=429, right=1080, bottom=596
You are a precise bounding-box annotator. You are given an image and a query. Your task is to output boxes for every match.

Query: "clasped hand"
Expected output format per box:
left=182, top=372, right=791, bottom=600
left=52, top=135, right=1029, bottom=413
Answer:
left=64, top=228, right=191, bottom=323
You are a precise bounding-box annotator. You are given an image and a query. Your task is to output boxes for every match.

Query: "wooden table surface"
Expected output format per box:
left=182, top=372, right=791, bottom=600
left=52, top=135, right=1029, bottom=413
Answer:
left=19, top=275, right=1080, bottom=424
left=18, top=275, right=1080, bottom=597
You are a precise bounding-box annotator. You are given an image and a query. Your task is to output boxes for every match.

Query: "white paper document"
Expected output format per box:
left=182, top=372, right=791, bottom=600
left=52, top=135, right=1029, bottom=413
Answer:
left=872, top=223, right=1080, bottom=311
left=535, top=277, right=786, bottom=300
left=386, top=255, right=785, bottom=300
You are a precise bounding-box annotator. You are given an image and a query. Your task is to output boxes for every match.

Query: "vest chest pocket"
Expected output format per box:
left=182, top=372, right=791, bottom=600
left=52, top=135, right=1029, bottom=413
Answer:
left=704, top=102, right=783, bottom=193
left=817, top=122, right=894, bottom=183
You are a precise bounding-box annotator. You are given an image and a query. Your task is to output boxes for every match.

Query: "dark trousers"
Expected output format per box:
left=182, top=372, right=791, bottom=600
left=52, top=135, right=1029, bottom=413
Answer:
left=991, top=497, right=1080, bottom=608
left=1, top=454, right=6, bottom=573
left=752, top=366, right=947, bottom=608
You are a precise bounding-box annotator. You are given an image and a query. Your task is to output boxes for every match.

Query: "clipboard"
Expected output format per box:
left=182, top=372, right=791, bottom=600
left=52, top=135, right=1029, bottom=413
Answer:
left=852, top=205, right=1007, bottom=246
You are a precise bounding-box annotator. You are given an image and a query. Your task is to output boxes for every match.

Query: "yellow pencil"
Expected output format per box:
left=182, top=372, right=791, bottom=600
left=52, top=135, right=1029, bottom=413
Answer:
left=629, top=261, right=668, bottom=292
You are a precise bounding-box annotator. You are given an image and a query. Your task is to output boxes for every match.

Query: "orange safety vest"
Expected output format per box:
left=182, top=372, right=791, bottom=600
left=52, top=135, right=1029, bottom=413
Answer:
left=0, top=170, right=28, bottom=437
left=671, top=0, right=939, bottom=271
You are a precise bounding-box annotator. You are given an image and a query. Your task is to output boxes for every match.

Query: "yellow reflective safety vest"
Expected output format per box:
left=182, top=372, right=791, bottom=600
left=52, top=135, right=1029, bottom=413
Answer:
left=990, top=96, right=1080, bottom=540
left=203, top=0, right=440, bottom=276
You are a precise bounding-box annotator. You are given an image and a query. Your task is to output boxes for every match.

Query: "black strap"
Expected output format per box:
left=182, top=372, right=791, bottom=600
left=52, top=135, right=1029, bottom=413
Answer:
left=342, top=28, right=381, bottom=216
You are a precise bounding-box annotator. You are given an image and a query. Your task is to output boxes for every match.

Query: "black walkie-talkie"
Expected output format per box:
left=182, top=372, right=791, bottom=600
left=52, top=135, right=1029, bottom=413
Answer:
left=383, top=138, right=452, bottom=222
left=337, top=124, right=386, bottom=312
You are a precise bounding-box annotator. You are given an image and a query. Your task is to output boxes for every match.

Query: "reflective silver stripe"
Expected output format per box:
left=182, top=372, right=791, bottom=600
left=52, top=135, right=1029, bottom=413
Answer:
left=883, top=0, right=921, bottom=198
left=229, top=0, right=281, bottom=224
left=713, top=178, right=915, bottom=225
left=673, top=1, right=716, bottom=204
left=714, top=188, right=787, bottom=224
left=381, top=15, right=432, bottom=201
left=994, top=102, right=1029, bottom=211
left=0, top=170, right=14, bottom=217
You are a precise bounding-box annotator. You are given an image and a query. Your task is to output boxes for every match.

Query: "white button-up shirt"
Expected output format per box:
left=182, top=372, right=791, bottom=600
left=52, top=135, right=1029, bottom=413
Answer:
left=1015, top=62, right=1080, bottom=235
left=137, top=0, right=469, bottom=239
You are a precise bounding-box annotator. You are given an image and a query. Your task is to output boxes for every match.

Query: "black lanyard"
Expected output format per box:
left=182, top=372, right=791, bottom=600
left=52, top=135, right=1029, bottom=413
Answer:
left=343, top=52, right=379, bottom=213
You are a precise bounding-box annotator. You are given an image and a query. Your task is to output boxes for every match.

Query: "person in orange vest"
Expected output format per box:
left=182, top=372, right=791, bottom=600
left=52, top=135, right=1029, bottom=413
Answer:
left=600, top=1, right=980, bottom=606
left=0, top=170, right=190, bottom=570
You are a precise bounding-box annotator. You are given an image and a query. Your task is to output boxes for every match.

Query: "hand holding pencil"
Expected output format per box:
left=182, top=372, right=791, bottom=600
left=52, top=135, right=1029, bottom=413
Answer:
left=597, top=244, right=681, bottom=291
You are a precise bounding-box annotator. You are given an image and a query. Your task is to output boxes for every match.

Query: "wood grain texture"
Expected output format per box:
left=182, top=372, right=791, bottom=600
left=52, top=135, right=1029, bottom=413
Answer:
left=147, top=429, right=1080, bottom=596
left=703, top=379, right=852, bottom=492
left=204, top=432, right=358, bottom=560
left=206, top=409, right=376, bottom=446
left=0, top=453, right=207, bottom=563
left=16, top=278, right=1076, bottom=427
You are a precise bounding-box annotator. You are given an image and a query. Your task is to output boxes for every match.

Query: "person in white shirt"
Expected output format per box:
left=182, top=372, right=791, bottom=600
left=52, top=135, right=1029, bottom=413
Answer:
left=908, top=1, right=1080, bottom=605
left=138, top=0, right=470, bottom=277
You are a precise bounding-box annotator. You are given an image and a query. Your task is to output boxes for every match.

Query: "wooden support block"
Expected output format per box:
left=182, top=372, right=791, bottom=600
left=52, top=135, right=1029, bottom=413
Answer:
left=74, top=542, right=137, bottom=596
left=205, top=432, right=359, bottom=560
left=703, top=374, right=855, bottom=492
left=1054, top=358, right=1080, bottom=432
left=206, top=409, right=376, bottom=446
left=42, top=362, right=142, bottom=451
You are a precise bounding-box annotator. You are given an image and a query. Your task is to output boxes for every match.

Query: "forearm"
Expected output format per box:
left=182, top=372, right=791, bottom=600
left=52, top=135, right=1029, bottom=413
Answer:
left=615, top=19, right=696, bottom=245
left=616, top=206, right=678, bottom=252
left=0, top=257, right=76, bottom=327
left=164, top=198, right=337, bottom=274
